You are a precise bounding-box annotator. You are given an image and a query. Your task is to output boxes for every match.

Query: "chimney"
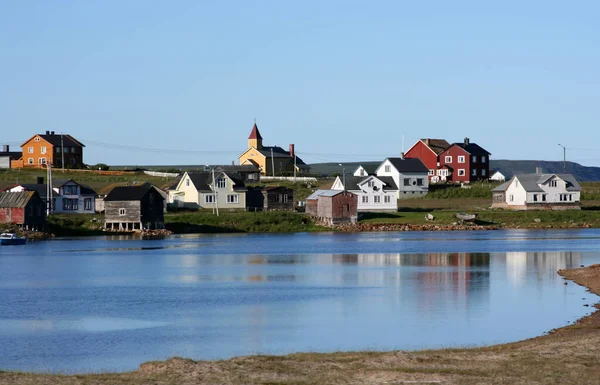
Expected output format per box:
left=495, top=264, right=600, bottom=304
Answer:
left=2, top=145, right=8, bottom=152
left=400, top=152, right=405, bottom=159
left=51, top=131, right=55, bottom=135
left=464, top=137, right=470, bottom=145
left=536, top=167, right=542, bottom=175
left=45, top=130, right=50, bottom=135
left=424, top=139, right=430, bottom=146
left=231, top=160, right=235, bottom=165
left=289, top=144, right=295, bottom=158
left=37, top=177, right=44, bottom=184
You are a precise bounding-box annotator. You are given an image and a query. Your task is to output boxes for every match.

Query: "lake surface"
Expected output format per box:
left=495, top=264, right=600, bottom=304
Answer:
left=1, top=229, right=599, bottom=373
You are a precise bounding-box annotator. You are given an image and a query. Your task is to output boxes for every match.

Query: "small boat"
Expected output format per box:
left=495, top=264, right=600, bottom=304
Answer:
left=456, top=212, right=477, bottom=222
left=0, top=233, right=27, bottom=246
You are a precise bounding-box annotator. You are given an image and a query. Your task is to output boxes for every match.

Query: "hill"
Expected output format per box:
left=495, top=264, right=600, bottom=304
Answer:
left=309, top=160, right=600, bottom=181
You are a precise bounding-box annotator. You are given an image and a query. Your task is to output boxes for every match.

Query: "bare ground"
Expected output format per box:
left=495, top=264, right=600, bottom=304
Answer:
left=2, top=265, right=600, bottom=385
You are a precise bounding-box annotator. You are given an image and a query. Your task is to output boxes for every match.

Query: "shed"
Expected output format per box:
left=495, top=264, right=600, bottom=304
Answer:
left=247, top=186, right=294, bottom=211
left=306, top=190, right=357, bottom=225
left=0, top=191, right=46, bottom=231
left=103, top=183, right=165, bottom=231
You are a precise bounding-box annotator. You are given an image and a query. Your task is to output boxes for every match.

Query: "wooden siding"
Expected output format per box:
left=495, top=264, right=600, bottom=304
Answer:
left=404, top=141, right=439, bottom=180
left=0, top=196, right=46, bottom=230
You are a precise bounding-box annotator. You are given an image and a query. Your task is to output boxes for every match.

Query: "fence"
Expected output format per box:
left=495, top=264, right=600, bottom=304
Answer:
left=260, top=176, right=318, bottom=182
left=143, top=171, right=180, bottom=178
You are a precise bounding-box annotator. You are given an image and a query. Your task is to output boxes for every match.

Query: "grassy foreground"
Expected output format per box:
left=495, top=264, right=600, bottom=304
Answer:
left=1, top=265, right=599, bottom=384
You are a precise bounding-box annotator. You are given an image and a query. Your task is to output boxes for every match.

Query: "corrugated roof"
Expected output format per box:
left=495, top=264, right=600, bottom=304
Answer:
left=386, top=158, right=429, bottom=173
left=420, top=139, right=450, bottom=155
left=306, top=189, right=349, bottom=200
left=4, top=183, right=60, bottom=198
left=0, top=191, right=37, bottom=208
left=104, top=182, right=162, bottom=201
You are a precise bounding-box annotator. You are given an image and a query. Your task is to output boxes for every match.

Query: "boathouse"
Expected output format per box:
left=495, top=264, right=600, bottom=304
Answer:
left=0, top=191, right=46, bottom=231
left=103, top=183, right=165, bottom=231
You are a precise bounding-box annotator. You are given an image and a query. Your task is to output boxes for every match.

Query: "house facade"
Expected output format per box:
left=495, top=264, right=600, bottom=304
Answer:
left=238, top=123, right=310, bottom=176
left=172, top=171, right=247, bottom=210
left=0, top=145, right=22, bottom=169
left=306, top=190, right=358, bottom=225
left=438, top=138, right=490, bottom=183
left=490, top=171, right=506, bottom=182
left=11, top=131, right=85, bottom=169
left=247, top=186, right=295, bottom=211
left=404, top=139, right=450, bottom=182
left=104, top=183, right=165, bottom=231
left=374, top=158, right=429, bottom=199
left=491, top=173, right=581, bottom=210
left=6, top=179, right=96, bottom=214
left=0, top=191, right=46, bottom=231
left=331, top=175, right=398, bottom=212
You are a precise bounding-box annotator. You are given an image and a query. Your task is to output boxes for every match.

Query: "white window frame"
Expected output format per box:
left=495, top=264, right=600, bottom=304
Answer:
left=384, top=165, right=391, bottom=172
left=119, top=208, right=126, bottom=216
left=226, top=194, right=239, bottom=204
left=384, top=195, right=391, bottom=203
left=205, top=195, right=215, bottom=204
left=458, top=156, right=465, bottom=163
left=549, top=180, right=558, bottom=187
left=458, top=169, right=465, bottom=176
left=362, top=195, right=368, bottom=203
left=509, top=194, right=514, bottom=202
left=41, top=146, right=47, bottom=154
left=445, top=156, right=452, bottom=163
left=374, top=196, right=381, bottom=203
left=186, top=179, right=190, bottom=187
left=216, top=177, right=226, bottom=189
left=27, top=158, right=34, bottom=164
left=28, top=146, right=34, bottom=154
left=39, top=157, right=46, bottom=164
left=428, top=169, right=435, bottom=176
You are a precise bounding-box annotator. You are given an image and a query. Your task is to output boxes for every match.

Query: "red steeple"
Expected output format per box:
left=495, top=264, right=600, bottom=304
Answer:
left=248, top=123, right=263, bottom=140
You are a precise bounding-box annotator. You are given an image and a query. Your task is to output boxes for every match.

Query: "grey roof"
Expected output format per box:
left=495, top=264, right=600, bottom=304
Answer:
left=451, top=142, right=490, bottom=155
left=104, top=183, right=163, bottom=202
left=353, top=163, right=379, bottom=175
left=0, top=191, right=39, bottom=208
left=341, top=175, right=398, bottom=191
left=306, top=190, right=347, bottom=200
left=419, top=139, right=451, bottom=155
left=491, top=173, right=581, bottom=193
left=0, top=151, right=22, bottom=160
left=53, top=179, right=97, bottom=195
left=385, top=158, right=429, bottom=173
left=212, top=165, right=259, bottom=173
left=37, top=134, right=84, bottom=148
left=257, top=146, right=309, bottom=167
left=4, top=184, right=60, bottom=198
left=185, top=171, right=247, bottom=192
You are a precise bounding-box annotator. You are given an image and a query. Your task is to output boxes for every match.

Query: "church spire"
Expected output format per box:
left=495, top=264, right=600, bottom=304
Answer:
left=248, top=122, right=263, bottom=149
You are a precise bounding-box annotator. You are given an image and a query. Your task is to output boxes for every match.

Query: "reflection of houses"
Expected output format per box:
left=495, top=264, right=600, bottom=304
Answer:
left=492, top=172, right=581, bottom=210
left=0, top=191, right=46, bottom=231
left=104, top=183, right=165, bottom=231
left=306, top=190, right=358, bottom=225
left=504, top=251, right=581, bottom=286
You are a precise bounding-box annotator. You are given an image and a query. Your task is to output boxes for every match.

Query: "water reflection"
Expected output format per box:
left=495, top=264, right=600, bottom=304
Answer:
left=505, top=251, right=581, bottom=286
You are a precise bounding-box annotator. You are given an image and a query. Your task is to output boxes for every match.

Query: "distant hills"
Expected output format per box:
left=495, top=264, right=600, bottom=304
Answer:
left=309, top=160, right=600, bottom=181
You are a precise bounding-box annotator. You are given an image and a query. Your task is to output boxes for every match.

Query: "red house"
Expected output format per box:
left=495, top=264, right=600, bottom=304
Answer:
left=0, top=191, right=46, bottom=231
left=404, top=139, right=451, bottom=182
left=438, top=138, right=491, bottom=183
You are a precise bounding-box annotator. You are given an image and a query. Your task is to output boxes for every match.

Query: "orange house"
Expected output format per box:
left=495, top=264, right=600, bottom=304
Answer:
left=12, top=131, right=85, bottom=169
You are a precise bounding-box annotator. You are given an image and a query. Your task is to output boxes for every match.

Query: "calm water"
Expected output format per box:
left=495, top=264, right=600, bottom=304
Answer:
left=1, top=229, right=599, bottom=373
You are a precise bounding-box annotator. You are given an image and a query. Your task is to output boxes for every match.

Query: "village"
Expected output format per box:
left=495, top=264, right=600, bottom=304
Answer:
left=0, top=124, right=590, bottom=235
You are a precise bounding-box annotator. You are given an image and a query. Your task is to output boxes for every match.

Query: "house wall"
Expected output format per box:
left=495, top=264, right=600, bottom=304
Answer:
left=538, top=176, right=581, bottom=203
left=315, top=192, right=357, bottom=223
left=140, top=189, right=165, bottom=229
left=439, top=146, right=471, bottom=183
left=263, top=188, right=294, bottom=211
left=375, top=160, right=429, bottom=199
left=24, top=197, right=46, bottom=229
left=0, top=207, right=24, bottom=225
left=20, top=136, right=54, bottom=168
left=353, top=166, right=368, bottom=177
left=490, top=172, right=505, bottom=182
left=504, top=179, right=527, bottom=206
left=0, top=156, right=10, bottom=169
left=53, top=182, right=95, bottom=214
left=199, top=189, right=246, bottom=210
left=306, top=199, right=318, bottom=216
left=105, top=201, right=142, bottom=225
left=355, top=178, right=397, bottom=212
left=176, top=173, right=204, bottom=208
left=404, top=141, right=439, bottom=180
left=470, top=153, right=490, bottom=181
left=239, top=148, right=267, bottom=175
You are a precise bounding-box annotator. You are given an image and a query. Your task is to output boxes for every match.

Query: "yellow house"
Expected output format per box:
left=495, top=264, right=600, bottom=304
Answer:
left=238, top=123, right=310, bottom=176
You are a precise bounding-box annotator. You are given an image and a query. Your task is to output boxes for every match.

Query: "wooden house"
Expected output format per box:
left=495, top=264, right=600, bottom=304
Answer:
left=306, top=190, right=357, bottom=225
left=11, top=131, right=85, bottom=169
left=103, top=183, right=165, bottom=231
left=0, top=191, right=46, bottom=231
left=247, top=186, right=294, bottom=211
left=438, top=138, right=491, bottom=183
left=404, top=138, right=451, bottom=181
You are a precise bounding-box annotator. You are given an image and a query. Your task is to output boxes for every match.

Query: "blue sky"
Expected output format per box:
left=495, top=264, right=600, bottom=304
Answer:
left=1, top=1, right=599, bottom=166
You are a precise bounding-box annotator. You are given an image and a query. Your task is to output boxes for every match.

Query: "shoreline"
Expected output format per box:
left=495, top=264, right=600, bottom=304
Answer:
left=1, top=265, right=599, bottom=384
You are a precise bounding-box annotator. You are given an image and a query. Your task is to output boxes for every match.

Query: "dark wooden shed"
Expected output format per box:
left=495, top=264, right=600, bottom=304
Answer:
left=104, top=183, right=165, bottom=231
left=305, top=190, right=357, bottom=225
left=0, top=191, right=46, bottom=231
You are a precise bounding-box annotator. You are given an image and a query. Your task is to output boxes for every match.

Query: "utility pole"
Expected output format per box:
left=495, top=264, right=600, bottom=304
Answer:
left=270, top=148, right=275, bottom=177
left=294, top=153, right=297, bottom=183
left=558, top=144, right=566, bottom=173
left=211, top=168, right=219, bottom=216
left=339, top=164, right=345, bottom=190
left=61, top=133, right=65, bottom=172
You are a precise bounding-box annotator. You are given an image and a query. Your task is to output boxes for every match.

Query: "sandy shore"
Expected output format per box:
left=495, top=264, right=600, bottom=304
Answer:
left=1, top=265, right=599, bottom=385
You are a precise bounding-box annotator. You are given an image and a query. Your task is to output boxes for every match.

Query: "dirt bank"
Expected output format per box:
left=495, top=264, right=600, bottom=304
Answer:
left=2, top=266, right=599, bottom=385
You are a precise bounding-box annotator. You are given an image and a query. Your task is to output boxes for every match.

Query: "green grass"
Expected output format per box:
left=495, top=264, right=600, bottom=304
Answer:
left=46, top=213, right=105, bottom=236
left=424, top=182, right=502, bottom=199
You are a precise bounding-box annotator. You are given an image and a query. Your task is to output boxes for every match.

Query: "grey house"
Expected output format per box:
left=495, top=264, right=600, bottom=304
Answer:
left=104, top=183, right=165, bottom=231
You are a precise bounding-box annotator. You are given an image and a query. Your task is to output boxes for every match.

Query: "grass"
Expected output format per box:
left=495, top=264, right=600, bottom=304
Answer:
left=46, top=213, right=105, bottom=236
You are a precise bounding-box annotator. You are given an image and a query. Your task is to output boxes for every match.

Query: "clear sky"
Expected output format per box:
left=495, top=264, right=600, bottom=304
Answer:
left=1, top=1, right=599, bottom=166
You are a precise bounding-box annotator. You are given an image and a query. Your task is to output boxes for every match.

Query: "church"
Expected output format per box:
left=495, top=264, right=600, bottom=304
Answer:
left=238, top=123, right=310, bottom=176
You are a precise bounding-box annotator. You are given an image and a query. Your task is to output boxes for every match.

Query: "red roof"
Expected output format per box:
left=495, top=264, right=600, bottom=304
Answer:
left=248, top=123, right=263, bottom=140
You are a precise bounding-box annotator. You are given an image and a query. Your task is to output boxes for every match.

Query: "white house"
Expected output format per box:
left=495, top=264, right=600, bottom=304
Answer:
left=374, top=158, right=429, bottom=199
left=331, top=175, right=398, bottom=212
left=171, top=171, right=247, bottom=210
left=490, top=171, right=506, bottom=182
left=491, top=173, right=581, bottom=210
left=352, top=163, right=379, bottom=177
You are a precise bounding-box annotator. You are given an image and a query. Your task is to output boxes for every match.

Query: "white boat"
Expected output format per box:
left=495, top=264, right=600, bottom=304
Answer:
left=0, top=233, right=27, bottom=246
left=456, top=213, right=477, bottom=222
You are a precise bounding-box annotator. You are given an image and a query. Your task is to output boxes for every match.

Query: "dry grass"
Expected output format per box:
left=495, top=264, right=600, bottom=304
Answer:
left=2, top=265, right=600, bottom=385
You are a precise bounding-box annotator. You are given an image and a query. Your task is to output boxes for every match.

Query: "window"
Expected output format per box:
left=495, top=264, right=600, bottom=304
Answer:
left=56, top=147, right=61, bottom=153
left=283, top=194, right=288, bottom=203
left=404, top=179, right=410, bottom=186
left=62, top=198, right=79, bottom=211
left=367, top=181, right=374, bottom=188
left=84, top=198, right=92, bottom=210
left=549, top=180, right=558, bottom=187
left=28, top=146, right=34, bottom=153
left=472, top=169, right=477, bottom=176
left=542, top=194, right=547, bottom=202
left=482, top=156, right=487, bottom=163
left=458, top=156, right=465, bottom=163
left=374, top=196, right=381, bottom=203
left=362, top=195, right=368, bottom=203
left=226, top=194, right=239, bottom=204
left=34, top=137, right=40, bottom=142
left=119, top=208, right=126, bottom=216
left=63, top=147, right=68, bottom=153
left=458, top=169, right=465, bottom=176
left=360, top=169, right=365, bottom=176
left=533, top=194, right=538, bottom=202
left=28, top=158, right=34, bottom=164
left=428, top=169, right=434, bottom=176
left=560, top=194, right=572, bottom=202
left=482, top=169, right=487, bottom=176
left=71, top=147, right=76, bottom=153
left=62, top=185, right=77, bottom=195
left=472, top=156, right=477, bottom=163
left=205, top=195, right=215, bottom=204
left=216, top=178, right=226, bottom=188
left=384, top=196, right=391, bottom=203
left=445, top=156, right=452, bottom=163
left=416, top=178, right=423, bottom=186
left=186, top=179, right=190, bottom=187
left=509, top=194, right=514, bottom=202
left=39, top=158, right=46, bottom=164
left=385, top=165, right=391, bottom=172
left=41, top=146, right=47, bottom=154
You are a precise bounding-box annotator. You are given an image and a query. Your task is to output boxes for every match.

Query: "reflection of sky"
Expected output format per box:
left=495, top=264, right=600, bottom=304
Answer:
left=0, top=232, right=599, bottom=374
